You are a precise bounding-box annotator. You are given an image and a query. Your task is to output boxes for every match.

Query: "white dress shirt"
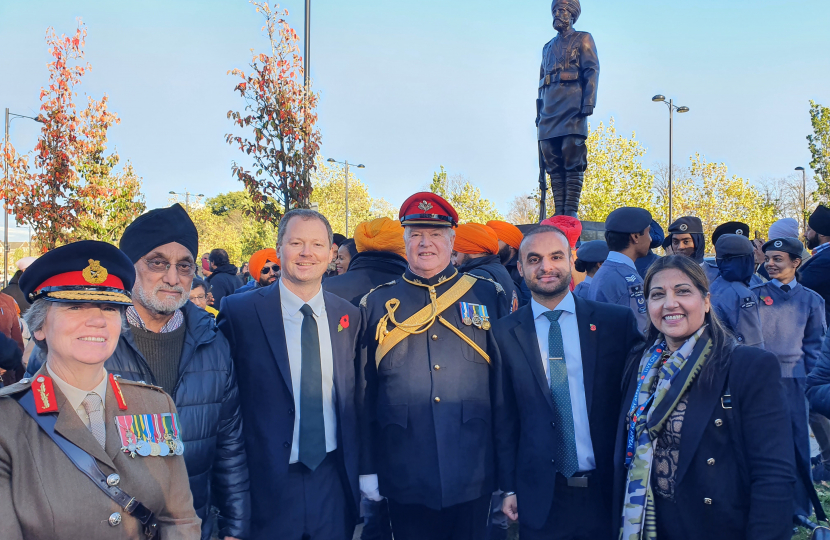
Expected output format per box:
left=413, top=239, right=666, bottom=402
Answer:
left=47, top=364, right=108, bottom=432
left=531, top=293, right=596, bottom=471
left=279, top=278, right=337, bottom=463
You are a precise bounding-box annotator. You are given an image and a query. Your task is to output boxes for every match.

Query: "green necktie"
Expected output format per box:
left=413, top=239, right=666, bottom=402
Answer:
left=543, top=310, right=579, bottom=478
left=298, top=304, right=326, bottom=471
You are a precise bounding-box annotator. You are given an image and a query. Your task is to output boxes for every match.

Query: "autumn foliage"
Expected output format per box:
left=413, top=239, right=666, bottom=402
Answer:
left=2, top=19, right=143, bottom=249
left=226, top=2, right=321, bottom=222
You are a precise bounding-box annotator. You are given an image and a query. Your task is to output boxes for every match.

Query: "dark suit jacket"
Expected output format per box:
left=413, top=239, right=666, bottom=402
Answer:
left=612, top=346, right=796, bottom=540
left=492, top=296, right=641, bottom=531
left=800, top=246, right=830, bottom=322
left=217, top=283, right=362, bottom=536
left=323, top=251, right=407, bottom=307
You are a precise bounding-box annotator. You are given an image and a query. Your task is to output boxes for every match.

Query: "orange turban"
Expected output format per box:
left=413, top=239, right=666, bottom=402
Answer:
left=454, top=223, right=499, bottom=255
left=248, top=248, right=279, bottom=280
left=486, top=220, right=523, bottom=250
left=353, top=217, right=406, bottom=257
left=541, top=215, right=582, bottom=248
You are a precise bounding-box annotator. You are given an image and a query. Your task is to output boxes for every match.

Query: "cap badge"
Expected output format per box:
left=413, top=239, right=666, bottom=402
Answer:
left=679, top=224, right=688, bottom=232
left=418, top=200, right=434, bottom=212
left=82, top=259, right=109, bottom=285
left=735, top=229, right=743, bottom=235
left=774, top=240, right=783, bottom=248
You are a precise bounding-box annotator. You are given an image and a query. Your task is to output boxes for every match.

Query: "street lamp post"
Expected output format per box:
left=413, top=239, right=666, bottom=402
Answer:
left=4, top=108, right=43, bottom=287
left=326, top=158, right=365, bottom=235
left=651, top=95, right=689, bottom=225
left=169, top=190, right=204, bottom=212
left=796, top=166, right=807, bottom=234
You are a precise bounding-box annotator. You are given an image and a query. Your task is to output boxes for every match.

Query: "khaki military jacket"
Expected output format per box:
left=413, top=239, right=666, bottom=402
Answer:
left=0, top=365, right=201, bottom=540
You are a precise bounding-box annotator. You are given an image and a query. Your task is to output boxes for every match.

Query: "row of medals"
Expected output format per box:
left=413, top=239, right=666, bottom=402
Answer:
left=121, top=431, right=184, bottom=458
left=463, top=313, right=491, bottom=330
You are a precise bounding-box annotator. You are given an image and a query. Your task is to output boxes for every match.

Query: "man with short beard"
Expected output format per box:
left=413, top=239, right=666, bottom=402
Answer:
left=26, top=203, right=251, bottom=540
left=802, top=204, right=830, bottom=323
left=491, top=225, right=641, bottom=539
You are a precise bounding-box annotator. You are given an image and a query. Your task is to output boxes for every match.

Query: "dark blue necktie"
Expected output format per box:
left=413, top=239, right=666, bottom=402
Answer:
left=543, top=310, right=579, bottom=477
left=298, top=304, right=326, bottom=470
left=780, top=284, right=791, bottom=293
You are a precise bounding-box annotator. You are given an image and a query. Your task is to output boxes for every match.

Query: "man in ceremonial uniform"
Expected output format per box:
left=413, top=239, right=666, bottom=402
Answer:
left=358, top=193, right=506, bottom=540
left=537, top=0, right=599, bottom=217
left=587, top=207, right=652, bottom=335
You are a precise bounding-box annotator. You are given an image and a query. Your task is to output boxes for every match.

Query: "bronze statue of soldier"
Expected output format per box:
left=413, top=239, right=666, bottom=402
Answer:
left=536, top=0, right=599, bottom=219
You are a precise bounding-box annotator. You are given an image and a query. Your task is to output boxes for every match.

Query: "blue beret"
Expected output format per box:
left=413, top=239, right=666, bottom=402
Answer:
left=575, top=240, right=608, bottom=263
left=120, top=204, right=199, bottom=263
left=19, top=240, right=135, bottom=305
left=668, top=216, right=703, bottom=235
left=715, top=234, right=753, bottom=258
left=604, top=207, right=652, bottom=233
left=762, top=237, right=803, bottom=258
left=648, top=220, right=665, bottom=250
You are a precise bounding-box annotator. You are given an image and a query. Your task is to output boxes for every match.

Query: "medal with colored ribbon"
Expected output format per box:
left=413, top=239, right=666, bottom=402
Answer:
left=134, top=415, right=152, bottom=457
left=153, top=414, right=169, bottom=456
left=459, top=302, right=473, bottom=326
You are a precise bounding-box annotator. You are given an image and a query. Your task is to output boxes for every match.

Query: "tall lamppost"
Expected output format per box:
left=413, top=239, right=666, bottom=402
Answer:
left=4, top=108, right=44, bottom=287
left=651, top=95, right=689, bottom=225
left=795, top=166, right=807, bottom=235
left=169, top=190, right=204, bottom=212
left=326, top=158, right=365, bottom=235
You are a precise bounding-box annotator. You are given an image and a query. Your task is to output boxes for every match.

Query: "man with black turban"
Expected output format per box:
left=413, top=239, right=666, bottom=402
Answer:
left=26, top=203, right=252, bottom=540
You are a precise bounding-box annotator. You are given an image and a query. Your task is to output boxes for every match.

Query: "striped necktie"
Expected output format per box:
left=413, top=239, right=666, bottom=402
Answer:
left=82, top=393, right=106, bottom=449
left=543, top=310, right=579, bottom=478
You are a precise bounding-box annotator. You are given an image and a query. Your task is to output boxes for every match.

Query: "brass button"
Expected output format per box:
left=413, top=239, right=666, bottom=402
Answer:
left=106, top=474, right=120, bottom=487
left=108, top=512, right=122, bottom=526
left=431, top=335, right=438, bottom=341
left=703, top=498, right=712, bottom=505
left=434, top=365, right=441, bottom=371
left=714, top=419, right=723, bottom=427
left=434, top=397, right=441, bottom=403
left=707, top=458, right=715, bottom=466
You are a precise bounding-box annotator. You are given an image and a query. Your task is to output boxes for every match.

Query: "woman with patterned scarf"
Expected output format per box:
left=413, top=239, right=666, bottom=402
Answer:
left=613, top=255, right=796, bottom=540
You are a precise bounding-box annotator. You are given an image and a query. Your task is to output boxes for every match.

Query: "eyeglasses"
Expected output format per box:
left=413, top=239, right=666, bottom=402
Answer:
left=142, top=258, right=196, bottom=276
left=190, top=294, right=206, bottom=301
left=261, top=266, right=279, bottom=275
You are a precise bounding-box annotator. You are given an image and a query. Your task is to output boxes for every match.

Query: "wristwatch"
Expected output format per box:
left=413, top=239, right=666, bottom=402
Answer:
left=502, top=491, right=516, bottom=498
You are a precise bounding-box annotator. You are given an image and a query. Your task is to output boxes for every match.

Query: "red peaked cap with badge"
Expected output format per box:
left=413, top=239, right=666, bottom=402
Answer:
left=399, top=192, right=459, bottom=228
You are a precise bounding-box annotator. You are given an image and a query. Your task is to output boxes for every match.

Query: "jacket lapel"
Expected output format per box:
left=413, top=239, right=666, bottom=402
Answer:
left=324, top=293, right=347, bottom=420
left=574, top=297, right=597, bottom=417
left=255, top=284, right=294, bottom=398
left=512, top=305, right=554, bottom=411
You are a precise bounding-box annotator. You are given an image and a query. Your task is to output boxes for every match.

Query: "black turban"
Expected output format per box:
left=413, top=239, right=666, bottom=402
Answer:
left=119, top=203, right=199, bottom=263
left=809, top=204, right=830, bottom=236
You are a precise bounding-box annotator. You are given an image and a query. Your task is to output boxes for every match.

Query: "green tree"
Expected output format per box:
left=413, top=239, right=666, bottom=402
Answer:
left=808, top=100, right=830, bottom=202
left=577, top=119, right=656, bottom=222
left=429, top=166, right=503, bottom=223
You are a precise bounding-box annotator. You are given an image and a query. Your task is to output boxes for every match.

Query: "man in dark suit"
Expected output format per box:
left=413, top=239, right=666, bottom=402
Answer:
left=493, top=224, right=641, bottom=539
left=218, top=209, right=361, bottom=540
left=803, top=204, right=830, bottom=322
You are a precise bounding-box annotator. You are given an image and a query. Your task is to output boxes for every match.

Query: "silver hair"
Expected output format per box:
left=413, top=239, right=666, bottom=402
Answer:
left=277, top=209, right=334, bottom=247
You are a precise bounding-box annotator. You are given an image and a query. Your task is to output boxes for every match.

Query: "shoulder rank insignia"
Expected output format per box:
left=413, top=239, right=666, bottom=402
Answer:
left=360, top=280, right=397, bottom=308
left=624, top=274, right=637, bottom=283
left=464, top=273, right=505, bottom=295
left=109, top=373, right=128, bottom=410
left=33, top=375, right=59, bottom=414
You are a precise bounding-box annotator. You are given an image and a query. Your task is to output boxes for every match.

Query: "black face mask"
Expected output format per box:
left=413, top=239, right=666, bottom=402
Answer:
left=717, top=254, right=755, bottom=284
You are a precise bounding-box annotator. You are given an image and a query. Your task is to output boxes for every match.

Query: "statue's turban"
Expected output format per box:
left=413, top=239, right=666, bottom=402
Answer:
left=553, top=0, right=581, bottom=22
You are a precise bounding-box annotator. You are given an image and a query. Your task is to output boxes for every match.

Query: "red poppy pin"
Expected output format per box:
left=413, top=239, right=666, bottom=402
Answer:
left=590, top=324, right=597, bottom=331
left=338, top=315, right=349, bottom=332
left=761, top=296, right=773, bottom=306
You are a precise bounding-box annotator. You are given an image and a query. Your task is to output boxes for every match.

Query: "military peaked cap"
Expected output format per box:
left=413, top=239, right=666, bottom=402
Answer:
left=399, top=192, right=458, bottom=228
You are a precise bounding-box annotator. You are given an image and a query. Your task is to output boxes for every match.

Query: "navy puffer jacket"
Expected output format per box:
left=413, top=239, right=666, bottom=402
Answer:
left=28, top=301, right=250, bottom=540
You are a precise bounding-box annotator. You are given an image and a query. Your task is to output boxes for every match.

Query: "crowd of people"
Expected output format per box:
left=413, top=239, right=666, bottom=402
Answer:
left=0, top=191, right=829, bottom=540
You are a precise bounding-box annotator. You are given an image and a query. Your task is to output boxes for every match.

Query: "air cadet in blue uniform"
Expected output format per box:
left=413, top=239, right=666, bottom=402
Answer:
left=634, top=219, right=664, bottom=279
left=587, top=207, right=652, bottom=335
left=753, top=236, right=827, bottom=516
left=702, top=221, right=765, bottom=287
left=663, top=216, right=705, bottom=263
left=572, top=239, right=607, bottom=299
left=709, top=234, right=764, bottom=348
left=357, top=193, right=507, bottom=540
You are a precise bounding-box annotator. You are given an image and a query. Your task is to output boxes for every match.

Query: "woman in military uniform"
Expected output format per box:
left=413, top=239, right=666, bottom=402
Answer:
left=0, top=240, right=200, bottom=540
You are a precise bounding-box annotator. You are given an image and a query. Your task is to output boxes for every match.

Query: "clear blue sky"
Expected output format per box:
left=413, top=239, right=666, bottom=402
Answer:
left=2, top=0, right=829, bottom=240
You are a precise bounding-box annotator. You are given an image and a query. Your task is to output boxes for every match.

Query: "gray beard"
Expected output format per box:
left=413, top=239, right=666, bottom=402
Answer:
left=134, top=281, right=188, bottom=315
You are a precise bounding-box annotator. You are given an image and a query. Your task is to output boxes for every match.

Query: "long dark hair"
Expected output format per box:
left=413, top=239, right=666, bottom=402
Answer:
left=643, top=255, right=737, bottom=386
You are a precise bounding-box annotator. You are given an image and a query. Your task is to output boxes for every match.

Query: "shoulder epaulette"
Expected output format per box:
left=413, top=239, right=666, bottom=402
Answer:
left=116, top=376, right=167, bottom=393
left=0, top=379, right=32, bottom=398
left=360, top=280, right=398, bottom=308
left=464, top=273, right=505, bottom=295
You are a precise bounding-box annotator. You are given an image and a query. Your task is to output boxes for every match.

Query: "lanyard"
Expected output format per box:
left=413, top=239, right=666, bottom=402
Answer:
left=624, top=341, right=667, bottom=468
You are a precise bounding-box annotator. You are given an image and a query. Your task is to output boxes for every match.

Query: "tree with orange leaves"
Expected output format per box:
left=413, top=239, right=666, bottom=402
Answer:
left=226, top=1, right=321, bottom=221
left=3, top=19, right=143, bottom=249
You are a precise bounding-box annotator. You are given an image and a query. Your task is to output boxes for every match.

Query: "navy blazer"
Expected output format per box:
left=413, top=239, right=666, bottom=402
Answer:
left=217, top=282, right=362, bottom=535
left=612, top=346, right=796, bottom=540
left=800, top=246, right=830, bottom=323
left=492, top=296, right=641, bottom=531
